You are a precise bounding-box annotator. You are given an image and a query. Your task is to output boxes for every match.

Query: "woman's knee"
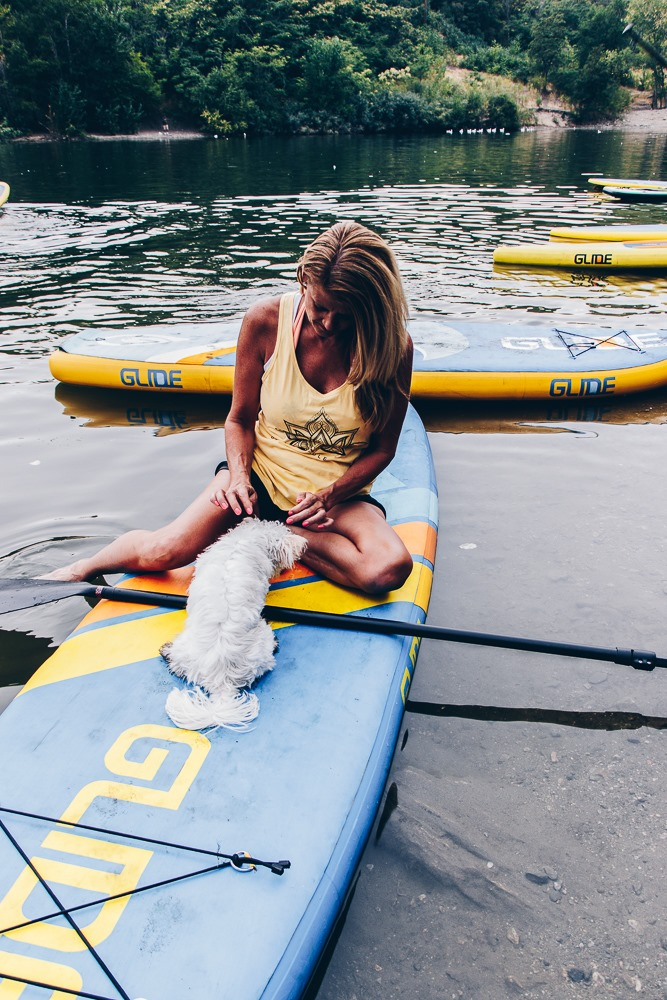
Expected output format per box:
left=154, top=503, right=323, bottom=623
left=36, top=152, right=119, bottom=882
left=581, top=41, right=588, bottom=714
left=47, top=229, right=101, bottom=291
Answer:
left=357, top=550, right=413, bottom=595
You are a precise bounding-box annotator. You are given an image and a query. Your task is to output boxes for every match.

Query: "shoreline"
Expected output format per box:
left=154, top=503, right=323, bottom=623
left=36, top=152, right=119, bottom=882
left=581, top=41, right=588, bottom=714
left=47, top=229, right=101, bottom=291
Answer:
left=11, top=99, right=667, bottom=144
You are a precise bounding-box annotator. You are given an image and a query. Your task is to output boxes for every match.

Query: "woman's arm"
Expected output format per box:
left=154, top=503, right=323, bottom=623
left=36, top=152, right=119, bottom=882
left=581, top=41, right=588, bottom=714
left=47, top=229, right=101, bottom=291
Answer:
left=287, top=337, right=414, bottom=529
left=211, top=298, right=279, bottom=517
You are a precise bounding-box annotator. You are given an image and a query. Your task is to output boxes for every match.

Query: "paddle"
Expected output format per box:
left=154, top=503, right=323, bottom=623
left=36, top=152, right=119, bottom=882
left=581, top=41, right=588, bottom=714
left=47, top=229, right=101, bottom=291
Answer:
left=0, top=577, right=665, bottom=671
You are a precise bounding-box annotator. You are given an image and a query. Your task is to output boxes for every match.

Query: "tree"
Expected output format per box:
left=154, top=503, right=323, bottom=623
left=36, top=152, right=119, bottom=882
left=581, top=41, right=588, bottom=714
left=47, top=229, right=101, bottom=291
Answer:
left=626, top=0, right=667, bottom=107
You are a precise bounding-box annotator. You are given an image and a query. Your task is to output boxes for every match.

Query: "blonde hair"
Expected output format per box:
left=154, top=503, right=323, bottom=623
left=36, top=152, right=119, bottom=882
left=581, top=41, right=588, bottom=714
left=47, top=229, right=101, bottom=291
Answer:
left=296, top=221, right=409, bottom=431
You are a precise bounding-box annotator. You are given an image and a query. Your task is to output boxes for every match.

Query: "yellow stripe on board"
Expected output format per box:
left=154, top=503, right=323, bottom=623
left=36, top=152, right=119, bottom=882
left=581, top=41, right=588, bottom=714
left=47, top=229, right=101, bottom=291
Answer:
left=21, top=608, right=187, bottom=693
left=21, top=553, right=433, bottom=692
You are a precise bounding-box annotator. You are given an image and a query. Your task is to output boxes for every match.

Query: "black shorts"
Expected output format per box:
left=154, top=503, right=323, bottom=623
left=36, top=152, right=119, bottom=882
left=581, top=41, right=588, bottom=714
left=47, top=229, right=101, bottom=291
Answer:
left=214, top=461, right=386, bottom=522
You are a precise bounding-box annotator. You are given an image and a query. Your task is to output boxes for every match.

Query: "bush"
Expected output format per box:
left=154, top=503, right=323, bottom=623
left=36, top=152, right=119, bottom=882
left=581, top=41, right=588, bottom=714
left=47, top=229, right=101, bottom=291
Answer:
left=0, top=118, right=20, bottom=142
left=485, top=93, right=521, bottom=130
left=360, top=88, right=439, bottom=132
left=92, top=99, right=144, bottom=134
left=45, top=82, right=86, bottom=138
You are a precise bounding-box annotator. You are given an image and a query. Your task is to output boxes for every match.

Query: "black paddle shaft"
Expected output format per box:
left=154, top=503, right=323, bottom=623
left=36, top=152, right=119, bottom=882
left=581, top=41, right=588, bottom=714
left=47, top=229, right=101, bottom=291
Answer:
left=0, top=577, right=665, bottom=671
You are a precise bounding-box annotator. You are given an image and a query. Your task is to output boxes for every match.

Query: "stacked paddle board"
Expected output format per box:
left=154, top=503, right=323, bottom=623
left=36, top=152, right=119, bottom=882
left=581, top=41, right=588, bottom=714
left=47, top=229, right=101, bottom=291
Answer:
left=49, top=318, right=667, bottom=400
left=586, top=177, right=667, bottom=191
left=496, top=175, right=667, bottom=266
left=0, top=403, right=438, bottom=1000
left=587, top=176, right=667, bottom=204
left=550, top=224, right=667, bottom=242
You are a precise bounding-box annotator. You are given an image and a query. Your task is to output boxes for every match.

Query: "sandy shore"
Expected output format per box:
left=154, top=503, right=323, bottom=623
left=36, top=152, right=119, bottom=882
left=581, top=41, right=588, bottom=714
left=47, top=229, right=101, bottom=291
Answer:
left=599, top=91, right=667, bottom=131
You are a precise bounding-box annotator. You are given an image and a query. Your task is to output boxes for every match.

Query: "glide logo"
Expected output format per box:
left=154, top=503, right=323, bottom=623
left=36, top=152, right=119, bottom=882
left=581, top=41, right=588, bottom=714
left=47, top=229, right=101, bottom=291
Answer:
left=573, top=252, right=613, bottom=265
left=120, top=367, right=183, bottom=389
left=549, top=376, right=616, bottom=397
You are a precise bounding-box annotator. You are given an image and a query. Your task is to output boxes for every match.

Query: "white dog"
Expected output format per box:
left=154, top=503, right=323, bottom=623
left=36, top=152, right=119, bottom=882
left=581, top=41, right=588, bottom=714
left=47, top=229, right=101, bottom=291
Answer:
left=161, top=518, right=307, bottom=731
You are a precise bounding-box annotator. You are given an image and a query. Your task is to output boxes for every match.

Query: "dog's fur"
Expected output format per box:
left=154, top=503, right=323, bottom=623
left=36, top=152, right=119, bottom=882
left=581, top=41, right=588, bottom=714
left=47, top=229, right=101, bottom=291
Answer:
left=161, top=518, right=307, bottom=731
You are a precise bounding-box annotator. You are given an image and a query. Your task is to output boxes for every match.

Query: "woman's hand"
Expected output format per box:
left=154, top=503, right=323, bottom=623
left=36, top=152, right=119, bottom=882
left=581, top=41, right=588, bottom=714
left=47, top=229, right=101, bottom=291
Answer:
left=286, top=491, right=333, bottom=530
left=210, top=477, right=257, bottom=517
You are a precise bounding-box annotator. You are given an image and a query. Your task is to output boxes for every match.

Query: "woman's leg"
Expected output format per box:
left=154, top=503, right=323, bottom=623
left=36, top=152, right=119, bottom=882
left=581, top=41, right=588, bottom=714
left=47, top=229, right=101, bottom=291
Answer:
left=290, top=501, right=413, bottom=595
left=43, top=470, right=249, bottom=581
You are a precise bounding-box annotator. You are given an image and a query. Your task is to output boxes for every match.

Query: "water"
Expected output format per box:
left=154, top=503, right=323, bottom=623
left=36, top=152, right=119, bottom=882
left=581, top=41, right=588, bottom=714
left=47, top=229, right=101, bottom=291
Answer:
left=2, top=129, right=667, bottom=998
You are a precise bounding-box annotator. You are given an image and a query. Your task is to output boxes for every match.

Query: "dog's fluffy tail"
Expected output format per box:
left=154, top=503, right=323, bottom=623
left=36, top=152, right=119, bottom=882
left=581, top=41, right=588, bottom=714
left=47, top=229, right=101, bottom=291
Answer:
left=165, top=686, right=260, bottom=731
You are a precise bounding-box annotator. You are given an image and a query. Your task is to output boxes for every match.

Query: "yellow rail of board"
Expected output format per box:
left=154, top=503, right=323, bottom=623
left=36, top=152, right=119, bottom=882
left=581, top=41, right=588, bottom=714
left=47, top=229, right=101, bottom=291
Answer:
left=494, top=240, right=667, bottom=270
left=550, top=225, right=667, bottom=242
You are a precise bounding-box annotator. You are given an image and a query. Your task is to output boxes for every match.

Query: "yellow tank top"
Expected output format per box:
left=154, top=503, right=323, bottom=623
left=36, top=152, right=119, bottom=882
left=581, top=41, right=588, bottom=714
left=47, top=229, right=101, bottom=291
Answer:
left=252, top=291, right=374, bottom=510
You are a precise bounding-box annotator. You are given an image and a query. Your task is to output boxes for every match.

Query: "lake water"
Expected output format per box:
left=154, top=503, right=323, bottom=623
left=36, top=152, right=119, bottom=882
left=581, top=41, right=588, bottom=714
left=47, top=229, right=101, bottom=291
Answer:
left=2, top=128, right=667, bottom=998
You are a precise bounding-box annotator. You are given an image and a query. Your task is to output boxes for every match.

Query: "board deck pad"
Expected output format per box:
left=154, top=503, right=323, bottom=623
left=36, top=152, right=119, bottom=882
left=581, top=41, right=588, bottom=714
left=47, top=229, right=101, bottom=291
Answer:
left=50, top=317, right=667, bottom=400
left=0, top=404, right=437, bottom=1000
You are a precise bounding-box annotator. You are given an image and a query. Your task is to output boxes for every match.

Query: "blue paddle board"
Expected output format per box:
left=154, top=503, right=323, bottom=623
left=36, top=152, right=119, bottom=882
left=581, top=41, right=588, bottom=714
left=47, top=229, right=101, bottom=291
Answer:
left=0, top=404, right=437, bottom=1000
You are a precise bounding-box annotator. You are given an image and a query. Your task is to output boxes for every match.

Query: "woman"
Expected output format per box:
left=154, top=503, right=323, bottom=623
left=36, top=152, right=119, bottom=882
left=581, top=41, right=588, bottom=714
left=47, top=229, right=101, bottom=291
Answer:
left=47, top=222, right=414, bottom=595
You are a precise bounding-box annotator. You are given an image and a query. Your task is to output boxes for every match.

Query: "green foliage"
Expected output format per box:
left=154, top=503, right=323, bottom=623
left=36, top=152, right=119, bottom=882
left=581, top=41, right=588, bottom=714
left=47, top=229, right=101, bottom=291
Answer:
left=0, top=117, right=21, bottom=142
left=46, top=81, right=86, bottom=137
left=360, top=88, right=439, bottom=132
left=462, top=41, right=532, bottom=82
left=300, top=36, right=370, bottom=116
left=0, top=0, right=159, bottom=133
left=526, top=0, right=632, bottom=120
left=626, top=0, right=667, bottom=108
left=0, top=0, right=640, bottom=136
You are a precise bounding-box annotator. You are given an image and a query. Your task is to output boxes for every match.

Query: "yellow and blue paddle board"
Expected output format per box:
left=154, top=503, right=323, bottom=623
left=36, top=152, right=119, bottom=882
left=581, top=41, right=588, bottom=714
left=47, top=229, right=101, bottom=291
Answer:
left=0, top=183, right=10, bottom=208
left=0, top=404, right=437, bottom=1000
left=49, top=317, right=667, bottom=400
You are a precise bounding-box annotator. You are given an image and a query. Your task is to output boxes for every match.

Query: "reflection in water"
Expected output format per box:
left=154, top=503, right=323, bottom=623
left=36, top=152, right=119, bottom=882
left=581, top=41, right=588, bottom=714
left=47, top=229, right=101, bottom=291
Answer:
left=0, top=628, right=54, bottom=687
left=55, top=381, right=667, bottom=436
left=407, top=701, right=667, bottom=731
left=55, top=383, right=231, bottom=434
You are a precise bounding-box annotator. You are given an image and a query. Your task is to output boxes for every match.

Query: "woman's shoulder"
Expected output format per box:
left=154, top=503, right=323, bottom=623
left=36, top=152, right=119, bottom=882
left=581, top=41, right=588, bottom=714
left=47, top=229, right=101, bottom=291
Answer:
left=242, top=294, right=282, bottom=333
left=238, top=292, right=295, bottom=364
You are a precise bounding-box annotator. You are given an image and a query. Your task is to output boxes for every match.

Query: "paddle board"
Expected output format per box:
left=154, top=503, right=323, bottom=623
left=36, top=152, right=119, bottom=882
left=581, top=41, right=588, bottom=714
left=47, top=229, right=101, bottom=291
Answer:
left=550, top=224, right=667, bottom=242
left=602, top=186, right=667, bottom=204
left=0, top=403, right=437, bottom=1000
left=587, top=177, right=667, bottom=190
left=494, top=240, right=667, bottom=270
left=49, top=317, right=667, bottom=400
left=0, top=183, right=9, bottom=208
